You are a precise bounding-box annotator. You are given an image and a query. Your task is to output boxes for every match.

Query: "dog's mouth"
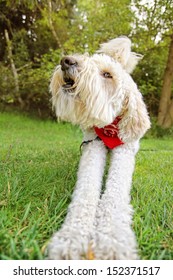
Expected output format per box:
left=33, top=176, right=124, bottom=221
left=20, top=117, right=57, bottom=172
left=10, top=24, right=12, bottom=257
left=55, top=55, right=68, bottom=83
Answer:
left=62, top=75, right=77, bottom=95
left=62, top=77, right=75, bottom=89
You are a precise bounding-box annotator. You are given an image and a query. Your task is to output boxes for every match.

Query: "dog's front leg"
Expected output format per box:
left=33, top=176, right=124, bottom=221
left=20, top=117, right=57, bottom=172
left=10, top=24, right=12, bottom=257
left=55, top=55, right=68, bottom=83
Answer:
left=48, top=139, right=107, bottom=259
left=93, top=141, right=139, bottom=260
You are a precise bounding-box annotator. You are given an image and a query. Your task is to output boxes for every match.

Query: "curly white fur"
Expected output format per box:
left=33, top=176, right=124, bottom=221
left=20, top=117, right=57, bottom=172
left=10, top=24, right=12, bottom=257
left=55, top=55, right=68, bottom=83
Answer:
left=49, top=140, right=107, bottom=259
left=48, top=36, right=150, bottom=259
left=92, top=142, right=139, bottom=259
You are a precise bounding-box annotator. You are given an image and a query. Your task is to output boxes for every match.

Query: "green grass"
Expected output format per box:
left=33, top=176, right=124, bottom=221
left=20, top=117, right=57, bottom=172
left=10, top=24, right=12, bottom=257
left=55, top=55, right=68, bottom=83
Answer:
left=0, top=112, right=172, bottom=260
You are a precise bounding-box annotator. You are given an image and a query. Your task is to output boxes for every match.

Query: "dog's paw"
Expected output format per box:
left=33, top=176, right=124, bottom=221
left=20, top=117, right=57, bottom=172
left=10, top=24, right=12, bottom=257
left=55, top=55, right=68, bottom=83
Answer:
left=47, top=227, right=92, bottom=260
left=92, top=232, right=138, bottom=260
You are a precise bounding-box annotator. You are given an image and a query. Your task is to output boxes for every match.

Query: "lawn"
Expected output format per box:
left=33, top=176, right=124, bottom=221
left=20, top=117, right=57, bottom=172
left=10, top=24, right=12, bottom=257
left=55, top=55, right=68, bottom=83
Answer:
left=0, top=112, right=172, bottom=260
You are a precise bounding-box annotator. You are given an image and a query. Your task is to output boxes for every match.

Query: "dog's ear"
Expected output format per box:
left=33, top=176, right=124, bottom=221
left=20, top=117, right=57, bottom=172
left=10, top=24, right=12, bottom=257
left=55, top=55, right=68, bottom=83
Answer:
left=118, top=84, right=151, bottom=142
left=98, top=36, right=142, bottom=73
left=50, top=66, right=63, bottom=96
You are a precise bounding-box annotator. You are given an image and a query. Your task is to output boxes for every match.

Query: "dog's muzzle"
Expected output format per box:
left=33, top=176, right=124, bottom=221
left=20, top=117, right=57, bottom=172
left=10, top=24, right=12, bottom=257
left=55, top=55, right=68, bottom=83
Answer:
left=60, top=56, right=77, bottom=90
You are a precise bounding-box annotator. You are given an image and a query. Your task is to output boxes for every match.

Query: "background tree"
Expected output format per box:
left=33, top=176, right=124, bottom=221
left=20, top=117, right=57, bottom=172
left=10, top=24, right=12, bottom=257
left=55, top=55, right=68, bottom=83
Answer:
left=0, top=0, right=74, bottom=112
left=132, top=0, right=173, bottom=128
left=66, top=0, right=132, bottom=52
left=158, top=33, right=173, bottom=128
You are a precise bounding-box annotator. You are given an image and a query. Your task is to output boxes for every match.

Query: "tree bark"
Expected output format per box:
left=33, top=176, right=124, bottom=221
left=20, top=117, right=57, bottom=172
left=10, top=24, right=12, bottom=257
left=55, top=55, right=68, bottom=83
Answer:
left=4, top=29, right=19, bottom=94
left=47, top=0, right=63, bottom=49
left=157, top=33, right=173, bottom=128
left=161, top=100, right=173, bottom=128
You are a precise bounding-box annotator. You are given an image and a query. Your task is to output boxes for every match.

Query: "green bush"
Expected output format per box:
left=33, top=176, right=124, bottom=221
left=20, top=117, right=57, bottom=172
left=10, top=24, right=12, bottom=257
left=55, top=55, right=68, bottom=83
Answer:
left=0, top=49, right=62, bottom=115
left=146, top=117, right=173, bottom=139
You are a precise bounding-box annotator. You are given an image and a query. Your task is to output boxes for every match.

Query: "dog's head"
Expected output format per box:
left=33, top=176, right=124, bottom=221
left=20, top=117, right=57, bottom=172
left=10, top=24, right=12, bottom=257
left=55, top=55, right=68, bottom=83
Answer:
left=50, top=37, right=150, bottom=142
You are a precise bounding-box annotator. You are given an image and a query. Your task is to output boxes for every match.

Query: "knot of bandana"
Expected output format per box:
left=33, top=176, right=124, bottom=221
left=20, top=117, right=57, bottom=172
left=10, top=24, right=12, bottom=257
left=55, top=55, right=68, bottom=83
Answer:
left=94, top=117, right=124, bottom=149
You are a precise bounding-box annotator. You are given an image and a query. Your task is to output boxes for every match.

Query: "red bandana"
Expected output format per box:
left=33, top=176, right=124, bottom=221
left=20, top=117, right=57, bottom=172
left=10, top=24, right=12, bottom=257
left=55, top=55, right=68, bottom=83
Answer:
left=94, top=117, right=124, bottom=149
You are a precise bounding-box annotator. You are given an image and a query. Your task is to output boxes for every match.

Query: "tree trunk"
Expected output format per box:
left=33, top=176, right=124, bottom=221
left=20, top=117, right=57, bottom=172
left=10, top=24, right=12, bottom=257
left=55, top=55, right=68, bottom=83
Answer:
left=47, top=0, right=63, bottom=49
left=157, top=33, right=173, bottom=128
left=4, top=29, right=19, bottom=95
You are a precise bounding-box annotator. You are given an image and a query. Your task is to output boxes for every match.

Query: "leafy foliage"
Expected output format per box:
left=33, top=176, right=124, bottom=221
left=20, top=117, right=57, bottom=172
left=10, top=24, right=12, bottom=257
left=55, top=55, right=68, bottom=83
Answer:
left=131, top=0, right=173, bottom=121
left=0, top=0, right=172, bottom=121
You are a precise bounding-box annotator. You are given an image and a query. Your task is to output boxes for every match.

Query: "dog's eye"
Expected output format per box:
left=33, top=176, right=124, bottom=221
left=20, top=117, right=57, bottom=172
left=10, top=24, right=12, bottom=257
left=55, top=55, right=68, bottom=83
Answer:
left=102, top=72, right=112, bottom=79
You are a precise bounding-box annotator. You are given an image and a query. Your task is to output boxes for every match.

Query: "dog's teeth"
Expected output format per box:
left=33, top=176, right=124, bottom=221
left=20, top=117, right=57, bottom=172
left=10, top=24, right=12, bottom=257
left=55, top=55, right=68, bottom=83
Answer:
left=63, top=83, right=73, bottom=89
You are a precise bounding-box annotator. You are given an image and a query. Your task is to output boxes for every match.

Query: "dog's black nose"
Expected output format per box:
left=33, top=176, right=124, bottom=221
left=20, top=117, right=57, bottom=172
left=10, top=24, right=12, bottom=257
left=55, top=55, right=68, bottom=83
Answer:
left=60, top=56, right=77, bottom=71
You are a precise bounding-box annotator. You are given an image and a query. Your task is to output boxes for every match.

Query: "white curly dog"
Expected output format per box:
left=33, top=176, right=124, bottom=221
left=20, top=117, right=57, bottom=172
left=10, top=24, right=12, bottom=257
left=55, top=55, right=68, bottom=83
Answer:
left=48, top=36, right=150, bottom=260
